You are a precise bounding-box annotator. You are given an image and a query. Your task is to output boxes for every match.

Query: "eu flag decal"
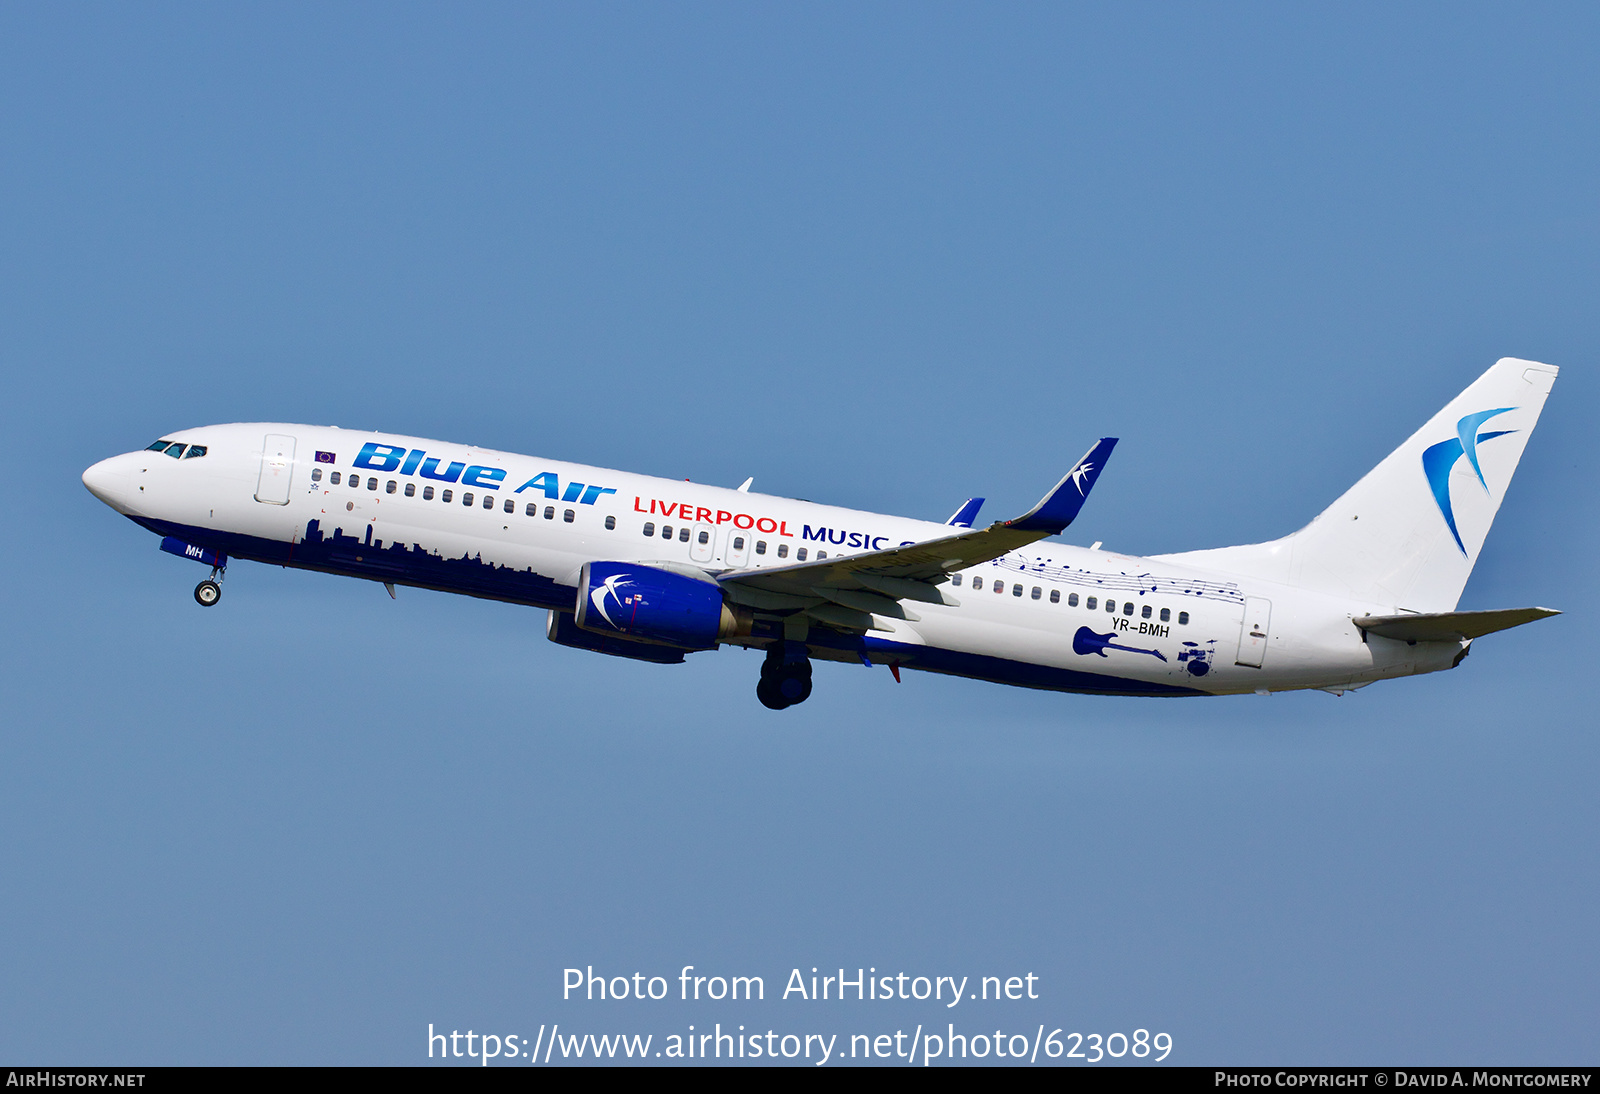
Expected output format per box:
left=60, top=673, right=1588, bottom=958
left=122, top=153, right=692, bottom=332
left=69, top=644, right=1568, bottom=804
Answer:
left=314, top=451, right=336, bottom=464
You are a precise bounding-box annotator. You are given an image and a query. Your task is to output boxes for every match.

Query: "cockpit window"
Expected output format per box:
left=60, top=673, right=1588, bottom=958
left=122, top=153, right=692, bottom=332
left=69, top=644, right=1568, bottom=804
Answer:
left=182, top=445, right=206, bottom=459
left=146, top=440, right=172, bottom=452
left=164, top=444, right=186, bottom=459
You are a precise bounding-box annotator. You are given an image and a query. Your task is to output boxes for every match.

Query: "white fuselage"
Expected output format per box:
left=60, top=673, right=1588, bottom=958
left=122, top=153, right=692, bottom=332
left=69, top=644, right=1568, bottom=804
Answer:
left=82, top=422, right=1462, bottom=697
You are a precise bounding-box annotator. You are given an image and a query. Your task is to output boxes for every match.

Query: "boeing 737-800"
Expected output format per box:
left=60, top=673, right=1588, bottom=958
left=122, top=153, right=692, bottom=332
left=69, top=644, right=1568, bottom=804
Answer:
left=82, top=358, right=1560, bottom=709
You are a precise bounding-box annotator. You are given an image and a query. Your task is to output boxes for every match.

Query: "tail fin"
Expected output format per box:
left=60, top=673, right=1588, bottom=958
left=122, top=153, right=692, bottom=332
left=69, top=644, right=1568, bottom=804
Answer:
left=1159, top=358, right=1558, bottom=611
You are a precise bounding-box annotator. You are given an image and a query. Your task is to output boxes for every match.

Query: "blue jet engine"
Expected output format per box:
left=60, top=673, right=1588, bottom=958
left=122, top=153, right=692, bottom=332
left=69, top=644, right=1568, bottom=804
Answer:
left=573, top=561, right=731, bottom=651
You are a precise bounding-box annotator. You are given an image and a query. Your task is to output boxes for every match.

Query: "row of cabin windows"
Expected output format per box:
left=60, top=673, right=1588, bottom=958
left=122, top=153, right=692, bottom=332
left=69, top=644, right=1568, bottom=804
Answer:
left=311, top=467, right=621, bottom=529
left=146, top=440, right=208, bottom=459
left=641, top=522, right=693, bottom=543
left=300, top=473, right=1182, bottom=604
left=636, top=523, right=833, bottom=562
left=947, top=572, right=1190, bottom=625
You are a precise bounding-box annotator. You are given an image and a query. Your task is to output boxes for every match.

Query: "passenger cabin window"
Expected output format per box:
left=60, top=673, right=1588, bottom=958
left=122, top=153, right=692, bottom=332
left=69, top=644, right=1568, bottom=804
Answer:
left=563, top=509, right=574, bottom=522
left=678, top=527, right=689, bottom=542
left=1068, top=593, right=1079, bottom=607
left=1178, top=611, right=1190, bottom=625
left=1031, top=586, right=1041, bottom=600
left=423, top=486, right=434, bottom=500
left=1160, top=608, right=1170, bottom=622
left=544, top=506, right=555, bottom=520
left=754, top=540, right=766, bottom=555
left=350, top=475, right=360, bottom=489
left=661, top=524, right=672, bottom=538
left=1086, top=597, right=1097, bottom=610
left=329, top=471, right=340, bottom=485
left=1013, top=584, right=1023, bottom=597
left=527, top=503, right=538, bottom=516
left=643, top=522, right=655, bottom=537
left=777, top=544, right=789, bottom=558
left=605, top=515, right=616, bottom=530
left=386, top=480, right=397, bottom=494
left=816, top=551, right=827, bottom=560
left=951, top=574, right=962, bottom=586
left=503, top=498, right=513, bottom=513
left=367, top=477, right=378, bottom=491
left=994, top=581, right=1003, bottom=594
left=1141, top=604, right=1152, bottom=619
left=1049, top=589, right=1060, bottom=603
left=732, top=537, right=745, bottom=550
left=442, top=489, right=453, bottom=503
left=462, top=492, right=474, bottom=506
left=1123, top=602, right=1134, bottom=616
left=183, top=445, right=206, bottom=459
left=483, top=495, right=494, bottom=509
left=312, top=468, right=323, bottom=482
left=404, top=483, right=415, bottom=497
left=697, top=530, right=710, bottom=545
left=1106, top=600, right=1116, bottom=613
left=796, top=548, right=807, bottom=561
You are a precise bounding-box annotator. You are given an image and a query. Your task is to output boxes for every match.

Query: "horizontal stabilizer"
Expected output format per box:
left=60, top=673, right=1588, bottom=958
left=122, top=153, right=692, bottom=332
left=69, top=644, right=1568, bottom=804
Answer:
left=1354, top=607, right=1559, bottom=643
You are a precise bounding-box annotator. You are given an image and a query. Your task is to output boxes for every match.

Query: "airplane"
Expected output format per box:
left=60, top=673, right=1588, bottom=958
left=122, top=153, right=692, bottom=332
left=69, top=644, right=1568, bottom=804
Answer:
left=81, top=357, right=1560, bottom=709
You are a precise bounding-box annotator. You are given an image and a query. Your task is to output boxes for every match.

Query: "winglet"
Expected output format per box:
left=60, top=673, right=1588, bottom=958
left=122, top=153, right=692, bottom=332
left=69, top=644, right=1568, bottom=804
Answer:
left=1005, top=438, right=1117, bottom=535
left=945, top=497, right=985, bottom=527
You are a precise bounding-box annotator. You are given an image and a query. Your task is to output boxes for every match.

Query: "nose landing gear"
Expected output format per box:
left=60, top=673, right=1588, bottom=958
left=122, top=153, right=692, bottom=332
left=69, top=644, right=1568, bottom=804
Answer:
left=194, top=565, right=224, bottom=607
left=757, top=642, right=812, bottom=710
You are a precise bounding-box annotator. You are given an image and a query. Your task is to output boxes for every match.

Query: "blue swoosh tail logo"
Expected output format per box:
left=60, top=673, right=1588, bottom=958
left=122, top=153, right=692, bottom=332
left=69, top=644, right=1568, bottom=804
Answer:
left=1424, top=408, right=1516, bottom=555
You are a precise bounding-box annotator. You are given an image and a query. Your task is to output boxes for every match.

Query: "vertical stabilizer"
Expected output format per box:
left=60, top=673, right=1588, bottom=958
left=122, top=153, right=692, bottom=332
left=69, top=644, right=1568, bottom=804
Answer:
left=1157, top=358, right=1558, bottom=612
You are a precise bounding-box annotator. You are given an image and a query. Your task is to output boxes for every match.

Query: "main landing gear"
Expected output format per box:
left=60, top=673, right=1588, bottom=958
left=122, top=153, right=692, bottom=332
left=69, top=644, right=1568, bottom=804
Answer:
left=757, top=642, right=812, bottom=710
left=194, top=566, right=224, bottom=607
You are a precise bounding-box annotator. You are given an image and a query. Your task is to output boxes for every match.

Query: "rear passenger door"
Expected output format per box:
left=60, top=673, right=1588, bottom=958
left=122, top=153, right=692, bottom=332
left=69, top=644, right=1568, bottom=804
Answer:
left=1235, top=597, right=1272, bottom=667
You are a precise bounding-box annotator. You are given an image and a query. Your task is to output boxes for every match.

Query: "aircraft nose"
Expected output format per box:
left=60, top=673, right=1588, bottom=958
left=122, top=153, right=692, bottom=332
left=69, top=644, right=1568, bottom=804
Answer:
left=82, top=456, right=131, bottom=511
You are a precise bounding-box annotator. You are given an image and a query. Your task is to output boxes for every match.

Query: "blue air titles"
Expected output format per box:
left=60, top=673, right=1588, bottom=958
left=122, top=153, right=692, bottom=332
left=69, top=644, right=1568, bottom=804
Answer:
left=514, top=471, right=617, bottom=505
left=353, top=442, right=616, bottom=505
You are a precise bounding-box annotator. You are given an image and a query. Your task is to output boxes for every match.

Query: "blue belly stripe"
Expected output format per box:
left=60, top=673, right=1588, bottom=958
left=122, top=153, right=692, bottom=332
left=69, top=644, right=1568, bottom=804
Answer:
left=134, top=516, right=1205, bottom=696
left=134, top=516, right=577, bottom=610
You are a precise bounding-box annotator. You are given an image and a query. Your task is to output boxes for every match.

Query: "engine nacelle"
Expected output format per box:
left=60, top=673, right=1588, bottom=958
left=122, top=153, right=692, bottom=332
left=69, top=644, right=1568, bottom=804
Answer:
left=546, top=610, right=688, bottom=664
left=574, top=561, right=735, bottom=651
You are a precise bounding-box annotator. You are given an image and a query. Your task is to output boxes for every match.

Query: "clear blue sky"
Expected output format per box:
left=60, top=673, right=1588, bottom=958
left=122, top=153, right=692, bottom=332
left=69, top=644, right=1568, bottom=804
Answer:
left=1, top=3, right=1595, bottom=1065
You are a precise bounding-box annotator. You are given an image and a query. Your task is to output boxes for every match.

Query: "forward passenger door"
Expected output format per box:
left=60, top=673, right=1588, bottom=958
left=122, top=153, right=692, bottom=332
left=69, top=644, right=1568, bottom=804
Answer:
left=254, top=434, right=296, bottom=505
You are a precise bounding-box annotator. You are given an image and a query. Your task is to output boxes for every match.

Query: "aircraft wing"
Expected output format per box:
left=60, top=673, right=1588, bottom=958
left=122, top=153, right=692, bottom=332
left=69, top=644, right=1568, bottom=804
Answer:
left=718, top=439, right=1116, bottom=624
left=1353, top=606, right=1560, bottom=642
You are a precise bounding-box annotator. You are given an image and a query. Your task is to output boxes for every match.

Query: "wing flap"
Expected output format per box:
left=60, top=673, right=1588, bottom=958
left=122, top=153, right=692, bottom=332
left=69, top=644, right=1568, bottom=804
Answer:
left=804, top=602, right=895, bottom=633
left=812, top=587, right=921, bottom=621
